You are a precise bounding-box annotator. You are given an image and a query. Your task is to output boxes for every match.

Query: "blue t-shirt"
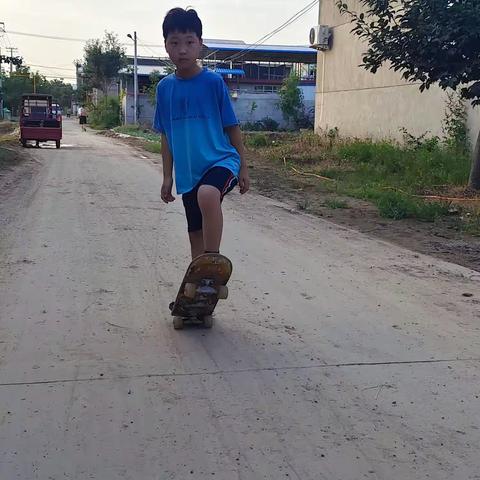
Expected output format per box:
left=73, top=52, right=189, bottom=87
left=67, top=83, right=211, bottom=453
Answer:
left=153, top=68, right=241, bottom=194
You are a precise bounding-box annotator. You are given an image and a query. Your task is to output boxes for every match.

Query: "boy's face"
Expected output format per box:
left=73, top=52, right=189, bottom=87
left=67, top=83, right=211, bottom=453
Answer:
left=165, top=30, right=203, bottom=71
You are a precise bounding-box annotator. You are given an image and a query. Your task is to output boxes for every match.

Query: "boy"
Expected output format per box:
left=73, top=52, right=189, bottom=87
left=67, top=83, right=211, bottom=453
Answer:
left=154, top=7, right=249, bottom=260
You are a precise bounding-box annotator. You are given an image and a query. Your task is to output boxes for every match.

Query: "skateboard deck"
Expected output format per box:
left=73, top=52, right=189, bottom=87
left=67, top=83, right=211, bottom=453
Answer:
left=170, top=253, right=232, bottom=329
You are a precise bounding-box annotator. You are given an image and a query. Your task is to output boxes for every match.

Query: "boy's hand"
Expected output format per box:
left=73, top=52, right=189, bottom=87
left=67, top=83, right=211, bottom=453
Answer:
left=161, top=178, right=175, bottom=203
left=239, top=166, right=250, bottom=194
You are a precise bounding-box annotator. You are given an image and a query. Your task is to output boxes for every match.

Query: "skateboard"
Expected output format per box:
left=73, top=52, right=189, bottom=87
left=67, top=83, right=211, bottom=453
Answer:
left=169, top=253, right=232, bottom=329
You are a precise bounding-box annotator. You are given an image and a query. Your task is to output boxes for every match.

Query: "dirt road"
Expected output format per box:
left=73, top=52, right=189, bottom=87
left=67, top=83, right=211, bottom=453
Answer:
left=1, top=119, right=480, bottom=479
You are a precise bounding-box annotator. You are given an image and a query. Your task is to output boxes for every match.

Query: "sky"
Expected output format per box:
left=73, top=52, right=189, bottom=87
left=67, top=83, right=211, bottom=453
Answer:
left=1, top=0, right=319, bottom=85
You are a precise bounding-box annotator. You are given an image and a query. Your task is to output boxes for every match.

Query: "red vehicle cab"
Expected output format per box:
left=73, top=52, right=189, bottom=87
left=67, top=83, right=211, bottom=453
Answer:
left=20, top=94, right=62, bottom=148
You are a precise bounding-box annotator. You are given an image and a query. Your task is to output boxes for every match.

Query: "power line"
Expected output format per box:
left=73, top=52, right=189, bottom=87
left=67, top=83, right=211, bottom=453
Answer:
left=135, top=35, right=173, bottom=69
left=222, top=0, right=318, bottom=63
left=7, top=29, right=165, bottom=48
left=8, top=30, right=88, bottom=43
left=26, top=63, right=75, bottom=72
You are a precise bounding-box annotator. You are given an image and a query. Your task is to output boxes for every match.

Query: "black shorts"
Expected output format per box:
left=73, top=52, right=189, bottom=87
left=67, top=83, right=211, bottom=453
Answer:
left=182, top=167, right=238, bottom=232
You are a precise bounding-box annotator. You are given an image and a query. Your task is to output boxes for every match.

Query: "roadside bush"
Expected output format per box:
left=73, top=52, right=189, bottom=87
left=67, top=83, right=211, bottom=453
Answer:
left=246, top=133, right=268, bottom=148
left=374, top=190, right=450, bottom=221
left=336, top=140, right=470, bottom=188
left=113, top=125, right=161, bottom=142
left=144, top=142, right=162, bottom=154
left=241, top=117, right=279, bottom=132
left=261, top=117, right=279, bottom=131
left=90, top=97, right=121, bottom=129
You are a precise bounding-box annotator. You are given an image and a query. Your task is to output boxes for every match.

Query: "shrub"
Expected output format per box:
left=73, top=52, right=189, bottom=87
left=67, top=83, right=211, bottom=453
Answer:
left=246, top=133, right=268, bottom=148
left=90, top=97, right=121, bottom=129
left=261, top=117, right=279, bottom=131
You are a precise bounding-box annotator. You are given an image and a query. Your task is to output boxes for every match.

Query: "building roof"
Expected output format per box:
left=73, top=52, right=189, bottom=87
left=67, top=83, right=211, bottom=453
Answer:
left=119, top=65, right=169, bottom=76
left=202, top=40, right=317, bottom=64
left=214, top=68, right=246, bottom=76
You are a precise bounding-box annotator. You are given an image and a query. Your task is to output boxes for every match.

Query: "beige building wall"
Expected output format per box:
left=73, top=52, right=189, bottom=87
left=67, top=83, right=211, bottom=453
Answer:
left=315, top=0, right=480, bottom=148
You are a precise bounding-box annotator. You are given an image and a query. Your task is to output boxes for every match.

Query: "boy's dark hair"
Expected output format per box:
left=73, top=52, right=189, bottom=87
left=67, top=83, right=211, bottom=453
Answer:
left=163, top=8, right=203, bottom=41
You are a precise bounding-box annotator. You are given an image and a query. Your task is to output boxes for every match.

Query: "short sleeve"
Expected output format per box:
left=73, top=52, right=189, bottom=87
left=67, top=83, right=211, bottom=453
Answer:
left=218, top=79, right=238, bottom=128
left=153, top=83, right=165, bottom=133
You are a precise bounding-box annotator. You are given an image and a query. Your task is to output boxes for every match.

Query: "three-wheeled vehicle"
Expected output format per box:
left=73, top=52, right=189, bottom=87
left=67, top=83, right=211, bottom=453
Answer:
left=20, top=94, right=62, bottom=148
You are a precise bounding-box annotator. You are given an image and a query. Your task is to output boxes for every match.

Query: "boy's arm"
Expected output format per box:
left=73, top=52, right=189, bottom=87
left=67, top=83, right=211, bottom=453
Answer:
left=225, top=125, right=250, bottom=194
left=160, top=134, right=175, bottom=203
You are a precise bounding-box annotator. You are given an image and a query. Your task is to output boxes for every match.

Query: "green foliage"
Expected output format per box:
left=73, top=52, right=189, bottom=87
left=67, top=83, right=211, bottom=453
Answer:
left=373, top=191, right=450, bottom=221
left=241, top=117, right=279, bottom=132
left=0, top=55, right=23, bottom=68
left=143, top=142, right=162, bottom=154
left=81, top=32, right=127, bottom=95
left=2, top=67, right=33, bottom=115
left=246, top=133, right=268, bottom=148
left=112, top=125, right=162, bottom=152
left=260, top=131, right=471, bottom=221
left=145, top=70, right=162, bottom=106
left=261, top=117, right=280, bottom=131
left=89, top=97, right=120, bottom=129
left=337, top=0, right=480, bottom=106
left=278, top=73, right=304, bottom=127
left=443, top=91, right=470, bottom=153
left=1, top=67, right=74, bottom=115
left=114, top=125, right=161, bottom=142
left=325, top=198, right=349, bottom=209
left=337, top=140, right=470, bottom=188
left=399, top=128, right=440, bottom=151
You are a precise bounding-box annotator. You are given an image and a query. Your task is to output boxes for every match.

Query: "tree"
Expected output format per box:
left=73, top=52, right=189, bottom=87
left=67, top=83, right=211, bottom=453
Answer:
left=145, top=70, right=162, bottom=106
left=0, top=55, right=23, bottom=68
left=2, top=66, right=74, bottom=115
left=2, top=66, right=37, bottom=115
left=278, top=73, right=304, bottom=129
left=81, top=32, right=127, bottom=97
left=337, top=0, right=480, bottom=189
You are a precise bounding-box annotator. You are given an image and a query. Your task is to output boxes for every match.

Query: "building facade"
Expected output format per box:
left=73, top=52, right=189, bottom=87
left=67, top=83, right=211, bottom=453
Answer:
left=120, top=39, right=317, bottom=127
left=314, top=0, right=480, bottom=148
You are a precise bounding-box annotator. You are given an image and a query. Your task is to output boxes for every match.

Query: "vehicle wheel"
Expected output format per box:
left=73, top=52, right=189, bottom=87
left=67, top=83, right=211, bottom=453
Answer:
left=56, top=140, right=60, bottom=149
left=184, top=282, right=197, bottom=299
left=173, top=317, right=184, bottom=330
left=202, top=315, right=214, bottom=329
left=218, top=285, right=228, bottom=300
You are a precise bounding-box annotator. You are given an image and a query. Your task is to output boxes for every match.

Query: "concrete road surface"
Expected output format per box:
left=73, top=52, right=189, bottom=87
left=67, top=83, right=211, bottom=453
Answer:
left=1, top=119, right=479, bottom=479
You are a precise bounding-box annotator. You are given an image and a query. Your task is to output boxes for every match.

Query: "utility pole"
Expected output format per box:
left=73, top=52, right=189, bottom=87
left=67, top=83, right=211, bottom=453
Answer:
left=127, top=31, right=138, bottom=124
left=8, top=47, right=18, bottom=75
left=0, top=23, right=5, bottom=74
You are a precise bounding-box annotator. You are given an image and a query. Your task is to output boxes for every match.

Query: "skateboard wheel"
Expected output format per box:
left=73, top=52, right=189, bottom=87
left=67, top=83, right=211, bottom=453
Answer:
left=203, top=316, right=214, bottom=329
left=184, top=282, right=197, bottom=299
left=173, top=317, right=184, bottom=330
left=217, top=285, right=228, bottom=300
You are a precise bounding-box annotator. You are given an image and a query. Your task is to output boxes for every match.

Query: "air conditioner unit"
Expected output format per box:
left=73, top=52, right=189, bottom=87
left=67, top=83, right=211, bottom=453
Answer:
left=309, top=25, right=332, bottom=51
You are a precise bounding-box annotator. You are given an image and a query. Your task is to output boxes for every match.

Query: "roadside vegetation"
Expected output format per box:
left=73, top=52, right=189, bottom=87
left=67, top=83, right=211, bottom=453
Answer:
left=245, top=127, right=480, bottom=235
left=0, top=121, right=21, bottom=170
left=112, top=125, right=162, bottom=154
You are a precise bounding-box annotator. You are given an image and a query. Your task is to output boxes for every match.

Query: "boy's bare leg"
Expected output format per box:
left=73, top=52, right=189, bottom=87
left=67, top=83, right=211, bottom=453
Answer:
left=197, top=185, right=223, bottom=253
left=188, top=231, right=204, bottom=260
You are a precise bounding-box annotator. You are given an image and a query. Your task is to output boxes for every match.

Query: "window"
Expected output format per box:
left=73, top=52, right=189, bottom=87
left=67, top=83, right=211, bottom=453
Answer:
left=254, top=85, right=279, bottom=93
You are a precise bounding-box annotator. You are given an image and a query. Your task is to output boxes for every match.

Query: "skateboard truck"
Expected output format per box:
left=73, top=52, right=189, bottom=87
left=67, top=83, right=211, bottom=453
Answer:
left=170, top=253, right=232, bottom=330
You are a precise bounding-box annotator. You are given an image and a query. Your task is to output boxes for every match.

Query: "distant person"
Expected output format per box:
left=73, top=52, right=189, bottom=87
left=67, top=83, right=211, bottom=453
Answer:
left=78, top=106, right=87, bottom=129
left=153, top=7, right=249, bottom=260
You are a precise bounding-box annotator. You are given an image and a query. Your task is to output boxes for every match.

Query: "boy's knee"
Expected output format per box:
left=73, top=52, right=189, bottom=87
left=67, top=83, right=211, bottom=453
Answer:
left=197, top=185, right=221, bottom=206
